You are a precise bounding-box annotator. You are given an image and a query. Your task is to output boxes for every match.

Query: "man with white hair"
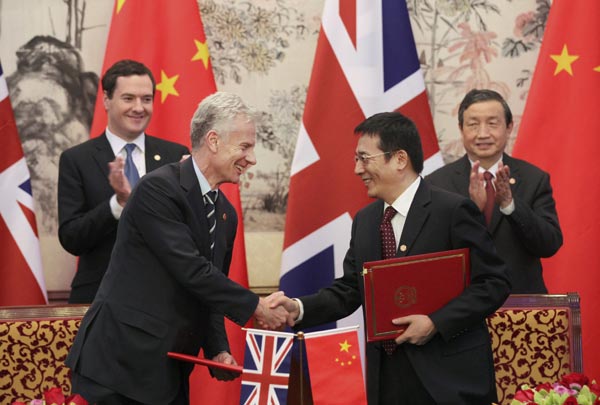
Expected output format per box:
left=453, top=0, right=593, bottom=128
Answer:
left=66, top=92, right=287, bottom=405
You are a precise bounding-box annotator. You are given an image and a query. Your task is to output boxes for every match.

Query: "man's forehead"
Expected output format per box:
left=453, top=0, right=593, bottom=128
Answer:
left=227, top=125, right=256, bottom=144
left=465, top=100, right=504, bottom=116
left=356, top=133, right=380, bottom=151
left=114, top=75, right=153, bottom=91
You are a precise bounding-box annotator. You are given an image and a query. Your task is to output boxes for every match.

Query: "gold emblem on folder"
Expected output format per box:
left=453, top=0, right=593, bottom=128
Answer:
left=394, top=286, right=417, bottom=308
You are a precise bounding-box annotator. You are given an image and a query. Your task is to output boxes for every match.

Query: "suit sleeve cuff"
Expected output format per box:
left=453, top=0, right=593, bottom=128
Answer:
left=499, top=199, right=515, bottom=215
left=293, top=298, right=304, bottom=323
left=110, top=194, right=124, bottom=219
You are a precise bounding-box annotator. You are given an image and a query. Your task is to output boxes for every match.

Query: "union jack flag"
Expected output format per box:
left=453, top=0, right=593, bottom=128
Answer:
left=280, top=0, right=441, bottom=355
left=0, top=61, right=47, bottom=305
left=240, top=329, right=295, bottom=405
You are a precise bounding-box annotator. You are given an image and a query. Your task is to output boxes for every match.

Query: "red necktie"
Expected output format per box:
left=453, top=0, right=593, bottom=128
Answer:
left=380, top=206, right=397, bottom=259
left=380, top=206, right=397, bottom=355
left=483, top=171, right=495, bottom=226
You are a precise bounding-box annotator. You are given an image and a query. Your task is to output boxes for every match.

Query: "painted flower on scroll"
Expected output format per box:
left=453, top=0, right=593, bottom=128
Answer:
left=511, top=373, right=600, bottom=405
left=12, top=387, right=88, bottom=405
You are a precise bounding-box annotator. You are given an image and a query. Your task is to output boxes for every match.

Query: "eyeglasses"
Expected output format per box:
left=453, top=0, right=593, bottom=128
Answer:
left=354, top=150, right=398, bottom=164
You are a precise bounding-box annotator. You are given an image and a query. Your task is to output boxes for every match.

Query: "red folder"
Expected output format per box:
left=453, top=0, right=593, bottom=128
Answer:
left=362, top=248, right=470, bottom=342
left=167, top=352, right=243, bottom=373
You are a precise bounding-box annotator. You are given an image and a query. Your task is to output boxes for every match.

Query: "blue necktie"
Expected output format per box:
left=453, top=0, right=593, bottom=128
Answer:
left=124, top=144, right=140, bottom=188
left=204, top=190, right=218, bottom=252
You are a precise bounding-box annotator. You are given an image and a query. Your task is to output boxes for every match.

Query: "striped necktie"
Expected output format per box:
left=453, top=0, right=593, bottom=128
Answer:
left=204, top=190, right=217, bottom=252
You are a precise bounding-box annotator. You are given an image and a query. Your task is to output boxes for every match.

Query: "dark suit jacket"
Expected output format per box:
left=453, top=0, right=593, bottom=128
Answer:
left=65, top=158, right=258, bottom=404
left=299, top=180, right=511, bottom=405
left=426, top=154, right=562, bottom=293
left=58, top=133, right=189, bottom=302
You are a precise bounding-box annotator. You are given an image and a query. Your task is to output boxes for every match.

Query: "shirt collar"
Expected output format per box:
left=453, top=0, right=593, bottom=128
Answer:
left=384, top=176, right=421, bottom=217
left=192, top=157, right=218, bottom=197
left=105, top=127, right=146, bottom=155
left=468, top=156, right=502, bottom=177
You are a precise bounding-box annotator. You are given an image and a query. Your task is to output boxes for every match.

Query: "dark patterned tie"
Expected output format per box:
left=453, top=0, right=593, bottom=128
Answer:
left=204, top=190, right=217, bottom=252
left=124, top=143, right=140, bottom=188
left=380, top=206, right=397, bottom=260
left=380, top=206, right=398, bottom=355
left=483, top=171, right=495, bottom=226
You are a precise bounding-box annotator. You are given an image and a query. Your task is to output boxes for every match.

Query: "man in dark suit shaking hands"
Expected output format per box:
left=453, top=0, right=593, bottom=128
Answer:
left=270, top=112, right=511, bottom=404
left=427, top=89, right=562, bottom=293
left=58, top=59, right=189, bottom=303
left=66, top=92, right=287, bottom=404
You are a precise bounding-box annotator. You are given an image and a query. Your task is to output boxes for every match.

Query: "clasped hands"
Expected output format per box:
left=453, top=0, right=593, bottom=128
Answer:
left=252, top=292, right=299, bottom=330
left=254, top=292, right=437, bottom=346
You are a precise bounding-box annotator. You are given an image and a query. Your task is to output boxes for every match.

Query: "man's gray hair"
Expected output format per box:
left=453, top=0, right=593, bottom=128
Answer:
left=190, top=92, right=255, bottom=149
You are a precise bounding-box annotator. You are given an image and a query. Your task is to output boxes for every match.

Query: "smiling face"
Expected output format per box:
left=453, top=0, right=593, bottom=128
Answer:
left=210, top=115, right=257, bottom=185
left=354, top=134, right=403, bottom=203
left=104, top=74, right=153, bottom=141
left=460, top=100, right=513, bottom=168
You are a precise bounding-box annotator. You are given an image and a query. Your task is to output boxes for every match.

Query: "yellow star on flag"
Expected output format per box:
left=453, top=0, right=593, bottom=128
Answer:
left=339, top=339, right=351, bottom=353
left=156, top=70, right=180, bottom=103
left=594, top=66, right=600, bottom=73
left=550, top=44, right=579, bottom=76
left=192, top=39, right=210, bottom=69
left=116, top=0, right=126, bottom=14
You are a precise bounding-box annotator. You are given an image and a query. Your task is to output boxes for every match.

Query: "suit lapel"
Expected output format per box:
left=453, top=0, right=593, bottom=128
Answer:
left=452, top=155, right=471, bottom=197
left=365, top=201, right=385, bottom=263
left=145, top=135, right=164, bottom=172
left=397, top=180, right=431, bottom=257
left=502, top=153, right=522, bottom=193
left=180, top=158, right=212, bottom=259
left=91, top=134, right=115, bottom=178
left=212, top=197, right=229, bottom=267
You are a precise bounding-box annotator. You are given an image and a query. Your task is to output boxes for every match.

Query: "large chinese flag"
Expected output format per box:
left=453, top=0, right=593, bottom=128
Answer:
left=512, top=0, right=600, bottom=378
left=280, top=0, right=441, bottom=358
left=93, top=1, right=250, bottom=403
left=0, top=62, right=47, bottom=306
left=304, top=327, right=366, bottom=404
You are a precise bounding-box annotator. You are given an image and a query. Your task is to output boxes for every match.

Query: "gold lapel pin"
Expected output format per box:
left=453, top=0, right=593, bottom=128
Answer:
left=154, top=154, right=161, bottom=161
left=400, top=244, right=407, bottom=252
left=222, top=213, right=227, bottom=221
left=509, top=177, right=516, bottom=185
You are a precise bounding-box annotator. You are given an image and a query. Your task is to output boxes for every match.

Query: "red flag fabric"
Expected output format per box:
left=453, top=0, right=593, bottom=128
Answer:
left=95, top=1, right=250, bottom=403
left=0, top=62, right=47, bottom=306
left=304, top=326, right=367, bottom=404
left=512, top=0, right=600, bottom=379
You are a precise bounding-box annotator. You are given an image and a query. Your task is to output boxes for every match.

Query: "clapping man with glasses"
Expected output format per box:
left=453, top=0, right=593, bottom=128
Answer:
left=427, top=89, right=562, bottom=293
left=269, top=111, right=510, bottom=404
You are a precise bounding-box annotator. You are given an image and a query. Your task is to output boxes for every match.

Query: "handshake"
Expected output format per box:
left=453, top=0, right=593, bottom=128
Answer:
left=253, top=291, right=301, bottom=330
